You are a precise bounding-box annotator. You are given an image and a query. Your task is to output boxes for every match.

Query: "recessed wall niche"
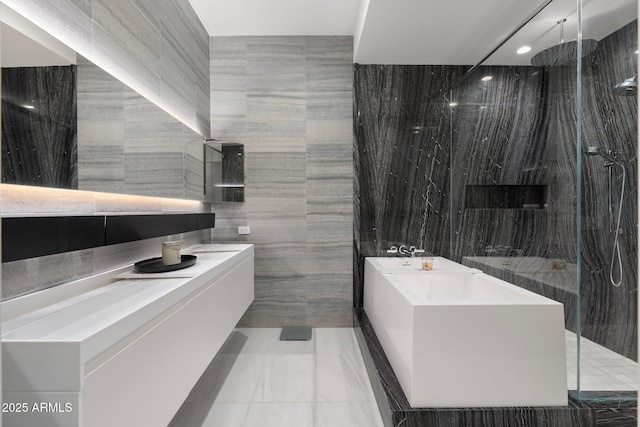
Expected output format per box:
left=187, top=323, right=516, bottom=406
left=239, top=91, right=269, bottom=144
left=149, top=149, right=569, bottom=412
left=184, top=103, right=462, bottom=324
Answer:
left=465, top=185, right=548, bottom=209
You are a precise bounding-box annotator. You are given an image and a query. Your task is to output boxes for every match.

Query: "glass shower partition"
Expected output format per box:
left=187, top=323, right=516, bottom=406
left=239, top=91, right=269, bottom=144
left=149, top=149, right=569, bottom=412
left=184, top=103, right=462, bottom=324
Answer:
left=449, top=0, right=637, bottom=401
left=576, top=0, right=637, bottom=399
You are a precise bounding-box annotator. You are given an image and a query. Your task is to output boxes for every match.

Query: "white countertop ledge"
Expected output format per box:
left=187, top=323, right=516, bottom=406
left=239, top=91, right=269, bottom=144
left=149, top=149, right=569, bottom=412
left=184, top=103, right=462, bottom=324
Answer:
left=2, top=244, right=253, bottom=392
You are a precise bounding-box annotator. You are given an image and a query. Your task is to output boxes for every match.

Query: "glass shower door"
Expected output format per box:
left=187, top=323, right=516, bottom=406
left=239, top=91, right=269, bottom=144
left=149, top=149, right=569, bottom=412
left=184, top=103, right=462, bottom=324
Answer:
left=575, top=0, right=638, bottom=399
left=448, top=0, right=638, bottom=402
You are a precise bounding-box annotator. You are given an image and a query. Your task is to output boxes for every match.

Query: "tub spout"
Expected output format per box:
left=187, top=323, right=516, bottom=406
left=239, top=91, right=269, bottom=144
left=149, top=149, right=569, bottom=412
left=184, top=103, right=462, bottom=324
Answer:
left=399, top=245, right=425, bottom=257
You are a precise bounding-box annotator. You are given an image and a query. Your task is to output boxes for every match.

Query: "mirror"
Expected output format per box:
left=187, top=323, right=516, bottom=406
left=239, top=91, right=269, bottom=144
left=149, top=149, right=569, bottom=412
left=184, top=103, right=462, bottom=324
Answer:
left=1, top=9, right=204, bottom=200
left=204, top=140, right=244, bottom=202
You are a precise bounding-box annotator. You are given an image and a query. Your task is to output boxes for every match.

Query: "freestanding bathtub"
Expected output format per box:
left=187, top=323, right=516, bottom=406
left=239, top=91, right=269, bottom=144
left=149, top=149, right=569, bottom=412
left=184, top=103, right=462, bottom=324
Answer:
left=364, top=256, right=567, bottom=408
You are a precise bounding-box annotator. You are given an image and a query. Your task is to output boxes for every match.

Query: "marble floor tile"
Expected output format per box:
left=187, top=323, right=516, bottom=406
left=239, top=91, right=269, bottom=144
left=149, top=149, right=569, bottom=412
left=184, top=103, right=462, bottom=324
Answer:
left=253, top=354, right=315, bottom=402
left=316, top=353, right=376, bottom=402
left=173, top=328, right=384, bottom=426
left=245, top=403, right=314, bottom=427
left=201, top=403, right=251, bottom=427
left=315, top=327, right=359, bottom=355
left=214, top=355, right=267, bottom=403
left=269, top=332, right=316, bottom=355
left=168, top=403, right=213, bottom=427
left=315, top=402, right=385, bottom=427
left=182, top=353, right=240, bottom=404
left=232, top=328, right=279, bottom=354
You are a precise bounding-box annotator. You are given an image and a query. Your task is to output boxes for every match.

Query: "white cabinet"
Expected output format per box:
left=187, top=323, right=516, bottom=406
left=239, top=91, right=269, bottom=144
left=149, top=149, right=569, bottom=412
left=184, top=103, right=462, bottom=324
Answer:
left=2, top=244, right=254, bottom=427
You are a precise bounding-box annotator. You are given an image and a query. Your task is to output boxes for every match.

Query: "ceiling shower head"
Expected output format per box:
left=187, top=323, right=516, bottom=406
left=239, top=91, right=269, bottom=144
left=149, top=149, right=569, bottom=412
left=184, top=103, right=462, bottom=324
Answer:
left=531, top=19, right=598, bottom=67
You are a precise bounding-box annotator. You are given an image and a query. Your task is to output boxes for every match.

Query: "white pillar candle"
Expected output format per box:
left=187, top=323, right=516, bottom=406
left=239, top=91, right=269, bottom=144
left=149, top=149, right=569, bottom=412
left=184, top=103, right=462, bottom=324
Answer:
left=162, top=241, right=182, bottom=265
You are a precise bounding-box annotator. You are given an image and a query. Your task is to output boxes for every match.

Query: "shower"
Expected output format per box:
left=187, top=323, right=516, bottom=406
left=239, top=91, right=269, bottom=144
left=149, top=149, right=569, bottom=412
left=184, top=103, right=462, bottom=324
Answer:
left=585, top=147, right=626, bottom=287
left=531, top=18, right=599, bottom=67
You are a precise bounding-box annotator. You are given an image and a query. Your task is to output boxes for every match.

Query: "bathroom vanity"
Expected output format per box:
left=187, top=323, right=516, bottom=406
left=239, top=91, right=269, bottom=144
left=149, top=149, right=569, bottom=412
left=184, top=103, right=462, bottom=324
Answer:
left=2, top=244, right=254, bottom=427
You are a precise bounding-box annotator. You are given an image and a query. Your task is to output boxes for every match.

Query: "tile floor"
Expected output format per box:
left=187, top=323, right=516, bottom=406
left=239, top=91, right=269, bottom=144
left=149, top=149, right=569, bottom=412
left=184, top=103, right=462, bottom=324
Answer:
left=170, top=326, right=638, bottom=426
left=565, top=330, right=638, bottom=391
left=169, top=328, right=384, bottom=427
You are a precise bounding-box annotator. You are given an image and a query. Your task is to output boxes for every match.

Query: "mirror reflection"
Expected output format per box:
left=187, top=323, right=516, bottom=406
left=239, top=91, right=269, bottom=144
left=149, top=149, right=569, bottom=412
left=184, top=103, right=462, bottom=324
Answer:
left=1, top=10, right=204, bottom=200
left=204, top=140, right=244, bottom=202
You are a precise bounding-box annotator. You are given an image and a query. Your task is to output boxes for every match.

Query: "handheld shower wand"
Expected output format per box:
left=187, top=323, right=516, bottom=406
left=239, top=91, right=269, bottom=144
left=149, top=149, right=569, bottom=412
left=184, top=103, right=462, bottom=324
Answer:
left=585, top=147, right=625, bottom=287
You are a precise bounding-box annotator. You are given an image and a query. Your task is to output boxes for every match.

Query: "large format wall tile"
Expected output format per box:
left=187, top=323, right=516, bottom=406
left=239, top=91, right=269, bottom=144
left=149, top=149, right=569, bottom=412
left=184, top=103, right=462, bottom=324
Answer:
left=0, top=182, right=210, bottom=300
left=3, top=0, right=210, bottom=136
left=76, top=57, right=203, bottom=199
left=1, top=0, right=211, bottom=299
left=212, top=36, right=354, bottom=327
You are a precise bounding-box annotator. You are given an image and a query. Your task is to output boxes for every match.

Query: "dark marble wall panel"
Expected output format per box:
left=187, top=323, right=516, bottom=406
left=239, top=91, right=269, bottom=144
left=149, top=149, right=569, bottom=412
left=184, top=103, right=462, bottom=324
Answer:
left=353, top=64, right=465, bottom=307
left=2, top=66, right=77, bottom=189
left=450, top=66, right=550, bottom=260
left=221, top=143, right=245, bottom=202
left=353, top=22, right=637, bottom=359
left=577, top=21, right=638, bottom=360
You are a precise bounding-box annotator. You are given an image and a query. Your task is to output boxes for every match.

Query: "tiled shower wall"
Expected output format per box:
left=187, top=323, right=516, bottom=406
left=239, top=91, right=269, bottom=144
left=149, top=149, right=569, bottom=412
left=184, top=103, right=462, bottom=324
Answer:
left=1, top=0, right=212, bottom=299
left=354, top=22, right=637, bottom=359
left=209, top=36, right=354, bottom=327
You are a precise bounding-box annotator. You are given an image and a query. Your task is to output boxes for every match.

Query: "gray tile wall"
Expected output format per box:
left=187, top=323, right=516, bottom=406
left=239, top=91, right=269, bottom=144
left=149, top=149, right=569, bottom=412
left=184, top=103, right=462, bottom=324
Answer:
left=1, top=0, right=212, bottom=299
left=1, top=0, right=210, bottom=136
left=76, top=56, right=204, bottom=199
left=210, top=36, right=354, bottom=327
left=1, top=185, right=211, bottom=300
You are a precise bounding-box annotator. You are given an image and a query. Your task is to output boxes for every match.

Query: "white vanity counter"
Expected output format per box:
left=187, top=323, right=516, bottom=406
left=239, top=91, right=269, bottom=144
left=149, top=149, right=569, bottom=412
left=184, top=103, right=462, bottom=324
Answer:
left=2, top=244, right=254, bottom=427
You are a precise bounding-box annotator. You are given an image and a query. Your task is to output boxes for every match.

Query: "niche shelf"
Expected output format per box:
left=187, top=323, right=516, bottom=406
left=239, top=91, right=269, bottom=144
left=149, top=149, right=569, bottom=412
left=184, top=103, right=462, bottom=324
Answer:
left=465, top=185, right=548, bottom=210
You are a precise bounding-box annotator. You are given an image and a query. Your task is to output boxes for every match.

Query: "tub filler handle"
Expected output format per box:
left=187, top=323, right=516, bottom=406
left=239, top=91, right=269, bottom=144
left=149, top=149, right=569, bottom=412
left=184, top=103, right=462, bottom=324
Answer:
left=387, top=245, right=425, bottom=257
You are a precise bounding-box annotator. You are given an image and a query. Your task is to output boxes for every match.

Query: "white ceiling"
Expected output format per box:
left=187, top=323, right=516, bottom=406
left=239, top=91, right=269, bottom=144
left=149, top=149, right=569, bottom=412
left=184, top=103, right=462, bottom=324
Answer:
left=1, top=6, right=76, bottom=67
left=190, top=0, right=637, bottom=66
left=188, top=0, right=362, bottom=37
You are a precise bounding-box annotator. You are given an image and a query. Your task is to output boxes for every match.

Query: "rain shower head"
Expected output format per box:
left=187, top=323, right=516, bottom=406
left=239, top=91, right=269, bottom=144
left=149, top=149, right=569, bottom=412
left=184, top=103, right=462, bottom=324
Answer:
left=531, top=19, right=598, bottom=67
left=613, top=75, right=637, bottom=96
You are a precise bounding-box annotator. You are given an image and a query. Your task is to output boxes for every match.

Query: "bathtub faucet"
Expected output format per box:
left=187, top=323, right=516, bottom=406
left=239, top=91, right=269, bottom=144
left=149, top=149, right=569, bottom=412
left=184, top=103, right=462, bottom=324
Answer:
left=388, top=245, right=425, bottom=257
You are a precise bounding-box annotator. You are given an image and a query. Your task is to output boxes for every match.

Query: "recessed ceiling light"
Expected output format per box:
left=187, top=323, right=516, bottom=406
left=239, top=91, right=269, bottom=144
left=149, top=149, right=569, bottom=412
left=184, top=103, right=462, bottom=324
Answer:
left=449, top=102, right=458, bottom=107
left=517, top=46, right=532, bottom=54
left=481, top=75, right=493, bottom=82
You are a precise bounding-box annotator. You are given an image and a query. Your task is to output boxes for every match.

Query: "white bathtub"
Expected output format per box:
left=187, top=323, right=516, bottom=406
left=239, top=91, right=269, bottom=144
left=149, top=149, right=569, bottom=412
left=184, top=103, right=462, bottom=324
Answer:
left=363, top=257, right=568, bottom=408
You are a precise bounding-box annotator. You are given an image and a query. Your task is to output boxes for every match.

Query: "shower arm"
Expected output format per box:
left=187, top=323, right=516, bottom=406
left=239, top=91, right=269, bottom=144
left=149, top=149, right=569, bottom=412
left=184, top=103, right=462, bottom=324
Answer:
left=448, top=0, right=553, bottom=91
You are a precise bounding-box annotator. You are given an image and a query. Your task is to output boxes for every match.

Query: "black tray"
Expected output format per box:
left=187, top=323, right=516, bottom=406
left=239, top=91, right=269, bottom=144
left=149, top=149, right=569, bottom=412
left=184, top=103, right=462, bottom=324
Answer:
left=134, top=254, right=197, bottom=273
